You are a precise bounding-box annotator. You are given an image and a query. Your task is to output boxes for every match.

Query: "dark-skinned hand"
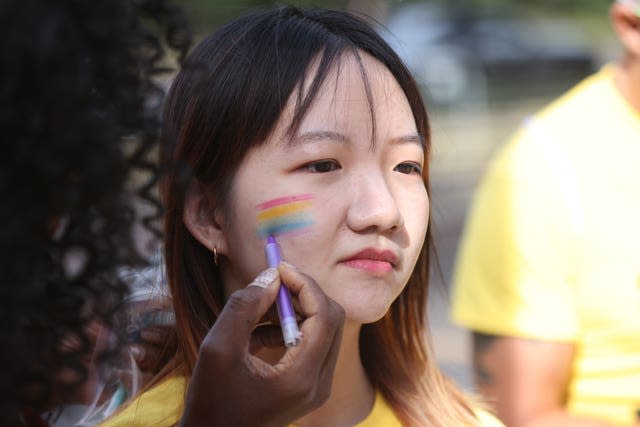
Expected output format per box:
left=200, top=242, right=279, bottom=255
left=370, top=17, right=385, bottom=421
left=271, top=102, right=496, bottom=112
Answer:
left=179, top=262, right=345, bottom=427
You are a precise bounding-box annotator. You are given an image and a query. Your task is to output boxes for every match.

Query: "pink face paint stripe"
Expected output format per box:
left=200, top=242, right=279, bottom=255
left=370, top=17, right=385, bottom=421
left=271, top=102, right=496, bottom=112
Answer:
left=256, top=194, right=314, bottom=210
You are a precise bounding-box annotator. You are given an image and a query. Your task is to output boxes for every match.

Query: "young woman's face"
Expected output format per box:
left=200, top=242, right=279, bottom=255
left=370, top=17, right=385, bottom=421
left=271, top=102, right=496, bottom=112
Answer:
left=220, top=52, right=429, bottom=323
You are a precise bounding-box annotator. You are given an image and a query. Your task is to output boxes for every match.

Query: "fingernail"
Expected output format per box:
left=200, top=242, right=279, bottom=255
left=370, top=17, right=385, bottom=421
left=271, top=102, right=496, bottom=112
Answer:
left=248, top=268, right=278, bottom=289
left=280, top=261, right=296, bottom=270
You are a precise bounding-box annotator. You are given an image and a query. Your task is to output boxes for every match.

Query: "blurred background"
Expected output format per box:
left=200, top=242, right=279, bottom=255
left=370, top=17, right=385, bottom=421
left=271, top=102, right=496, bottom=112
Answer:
left=176, top=0, right=620, bottom=390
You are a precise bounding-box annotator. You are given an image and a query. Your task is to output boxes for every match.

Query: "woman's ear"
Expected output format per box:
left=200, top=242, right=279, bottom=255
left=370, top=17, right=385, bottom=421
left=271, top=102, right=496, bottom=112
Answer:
left=183, top=179, right=229, bottom=256
left=611, top=1, right=640, bottom=57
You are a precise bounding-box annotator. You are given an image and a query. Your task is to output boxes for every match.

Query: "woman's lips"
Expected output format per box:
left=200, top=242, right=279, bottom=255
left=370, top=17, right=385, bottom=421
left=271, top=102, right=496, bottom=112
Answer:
left=339, top=248, right=398, bottom=274
left=342, top=259, right=393, bottom=273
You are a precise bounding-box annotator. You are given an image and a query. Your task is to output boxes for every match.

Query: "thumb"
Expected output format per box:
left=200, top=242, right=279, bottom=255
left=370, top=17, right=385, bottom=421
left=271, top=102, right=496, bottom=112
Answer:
left=206, top=268, right=280, bottom=352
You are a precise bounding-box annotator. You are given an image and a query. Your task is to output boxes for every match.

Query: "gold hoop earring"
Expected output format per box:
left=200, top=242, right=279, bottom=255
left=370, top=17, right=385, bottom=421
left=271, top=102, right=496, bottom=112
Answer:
left=213, top=247, right=218, bottom=266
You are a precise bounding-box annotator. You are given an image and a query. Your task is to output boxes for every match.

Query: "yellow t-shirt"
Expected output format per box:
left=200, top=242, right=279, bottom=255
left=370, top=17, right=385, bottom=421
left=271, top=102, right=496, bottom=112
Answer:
left=100, top=376, right=503, bottom=426
left=100, top=376, right=185, bottom=427
left=452, top=65, right=640, bottom=425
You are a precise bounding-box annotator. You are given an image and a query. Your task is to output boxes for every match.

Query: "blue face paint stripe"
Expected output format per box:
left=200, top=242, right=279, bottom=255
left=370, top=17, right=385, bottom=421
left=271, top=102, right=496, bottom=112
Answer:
left=257, top=219, right=315, bottom=238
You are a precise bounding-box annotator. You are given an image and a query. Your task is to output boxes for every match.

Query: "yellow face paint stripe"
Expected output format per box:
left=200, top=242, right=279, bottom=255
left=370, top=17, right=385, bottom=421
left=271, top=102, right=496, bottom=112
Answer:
left=257, top=201, right=313, bottom=222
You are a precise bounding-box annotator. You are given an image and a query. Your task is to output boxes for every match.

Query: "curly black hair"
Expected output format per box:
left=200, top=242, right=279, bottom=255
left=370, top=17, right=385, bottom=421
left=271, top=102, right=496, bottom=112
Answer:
left=0, top=0, right=190, bottom=424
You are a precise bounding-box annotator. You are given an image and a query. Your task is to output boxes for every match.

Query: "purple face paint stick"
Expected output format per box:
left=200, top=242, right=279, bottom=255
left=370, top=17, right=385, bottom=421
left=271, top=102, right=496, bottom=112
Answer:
left=265, top=235, right=301, bottom=347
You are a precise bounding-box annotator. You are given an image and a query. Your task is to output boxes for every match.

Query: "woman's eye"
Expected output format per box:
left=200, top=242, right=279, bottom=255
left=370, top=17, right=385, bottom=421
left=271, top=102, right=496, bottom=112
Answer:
left=303, top=159, right=341, bottom=173
left=394, top=162, right=423, bottom=175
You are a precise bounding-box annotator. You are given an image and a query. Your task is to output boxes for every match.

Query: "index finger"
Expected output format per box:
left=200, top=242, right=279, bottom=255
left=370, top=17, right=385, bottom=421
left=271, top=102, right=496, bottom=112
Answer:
left=275, top=263, right=344, bottom=373
left=277, top=263, right=329, bottom=318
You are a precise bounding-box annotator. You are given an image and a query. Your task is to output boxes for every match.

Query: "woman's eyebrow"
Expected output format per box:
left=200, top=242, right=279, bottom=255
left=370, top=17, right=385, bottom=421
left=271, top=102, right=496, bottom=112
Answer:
left=389, top=134, right=425, bottom=149
left=289, top=130, right=424, bottom=149
left=290, top=130, right=349, bottom=146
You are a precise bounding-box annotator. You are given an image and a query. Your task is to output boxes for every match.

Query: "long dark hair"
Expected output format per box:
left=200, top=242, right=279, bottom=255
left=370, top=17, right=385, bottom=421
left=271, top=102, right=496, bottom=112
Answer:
left=0, top=0, right=189, bottom=425
left=160, top=6, right=477, bottom=426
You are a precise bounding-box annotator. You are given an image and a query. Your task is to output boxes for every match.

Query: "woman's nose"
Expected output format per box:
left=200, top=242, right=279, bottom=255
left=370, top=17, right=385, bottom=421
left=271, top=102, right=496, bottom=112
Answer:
left=345, top=172, right=403, bottom=233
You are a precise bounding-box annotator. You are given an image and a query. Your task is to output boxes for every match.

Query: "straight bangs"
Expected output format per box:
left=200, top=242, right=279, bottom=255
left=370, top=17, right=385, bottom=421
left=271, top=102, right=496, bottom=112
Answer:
left=162, top=8, right=350, bottom=193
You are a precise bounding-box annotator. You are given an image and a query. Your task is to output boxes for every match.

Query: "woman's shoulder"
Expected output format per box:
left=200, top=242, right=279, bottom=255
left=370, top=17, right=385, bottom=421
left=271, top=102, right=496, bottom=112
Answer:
left=99, top=376, right=187, bottom=427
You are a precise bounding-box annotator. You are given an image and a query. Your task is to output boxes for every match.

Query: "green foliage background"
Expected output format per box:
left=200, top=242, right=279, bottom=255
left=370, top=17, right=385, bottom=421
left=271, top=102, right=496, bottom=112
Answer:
left=179, top=0, right=345, bottom=31
left=180, top=0, right=611, bottom=32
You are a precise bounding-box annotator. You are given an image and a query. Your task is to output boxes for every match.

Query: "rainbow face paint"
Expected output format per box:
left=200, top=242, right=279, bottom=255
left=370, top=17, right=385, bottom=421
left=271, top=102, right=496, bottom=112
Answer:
left=256, top=194, right=315, bottom=238
left=256, top=194, right=314, bottom=347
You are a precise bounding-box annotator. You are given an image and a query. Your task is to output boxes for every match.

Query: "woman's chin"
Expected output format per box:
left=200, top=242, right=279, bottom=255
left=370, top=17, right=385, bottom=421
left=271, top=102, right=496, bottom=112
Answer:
left=343, top=303, right=393, bottom=326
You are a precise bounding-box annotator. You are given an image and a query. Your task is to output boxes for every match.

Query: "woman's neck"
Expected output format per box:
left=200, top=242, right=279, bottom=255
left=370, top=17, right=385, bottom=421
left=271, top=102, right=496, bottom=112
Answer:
left=294, top=322, right=375, bottom=427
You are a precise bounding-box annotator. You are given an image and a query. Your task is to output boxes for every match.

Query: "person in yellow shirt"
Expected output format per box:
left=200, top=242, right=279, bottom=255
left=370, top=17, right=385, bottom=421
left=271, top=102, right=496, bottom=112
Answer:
left=102, top=6, right=502, bottom=427
left=452, top=1, right=640, bottom=426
